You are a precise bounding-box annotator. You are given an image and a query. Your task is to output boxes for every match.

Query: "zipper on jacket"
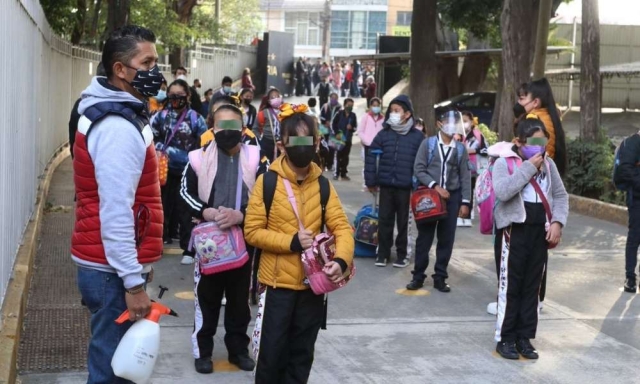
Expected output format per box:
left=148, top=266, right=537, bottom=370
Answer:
left=392, top=135, right=399, bottom=184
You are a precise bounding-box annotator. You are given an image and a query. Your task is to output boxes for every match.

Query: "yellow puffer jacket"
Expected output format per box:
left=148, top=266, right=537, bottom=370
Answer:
left=244, top=156, right=354, bottom=290
left=531, top=108, right=556, bottom=159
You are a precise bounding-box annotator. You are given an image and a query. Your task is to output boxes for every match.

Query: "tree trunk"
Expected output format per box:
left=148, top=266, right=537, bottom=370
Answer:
left=580, top=0, right=601, bottom=142
left=490, top=59, right=504, bottom=132
left=71, top=0, right=87, bottom=45
left=168, top=0, right=199, bottom=70
left=495, top=0, right=537, bottom=141
left=459, top=33, right=492, bottom=92
left=410, top=0, right=438, bottom=135
left=104, top=0, right=130, bottom=39
left=89, top=0, right=103, bottom=46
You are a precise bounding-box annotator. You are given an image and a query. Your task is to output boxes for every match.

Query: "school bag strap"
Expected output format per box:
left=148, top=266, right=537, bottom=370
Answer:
left=83, top=101, right=148, bottom=139
left=426, top=136, right=465, bottom=166
left=263, top=170, right=331, bottom=230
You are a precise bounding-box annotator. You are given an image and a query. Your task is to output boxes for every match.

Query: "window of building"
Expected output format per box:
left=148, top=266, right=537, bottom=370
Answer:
left=396, top=11, right=412, bottom=26
left=285, top=12, right=322, bottom=46
left=330, top=10, right=387, bottom=50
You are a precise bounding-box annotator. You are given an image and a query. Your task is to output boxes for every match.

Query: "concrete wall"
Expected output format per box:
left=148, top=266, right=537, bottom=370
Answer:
left=547, top=23, right=640, bottom=109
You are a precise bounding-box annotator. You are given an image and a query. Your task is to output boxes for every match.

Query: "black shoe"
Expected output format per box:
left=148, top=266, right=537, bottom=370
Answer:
left=163, top=237, right=173, bottom=245
left=341, top=175, right=351, bottom=181
left=516, top=338, right=539, bottom=359
left=195, top=357, right=213, bottom=374
left=374, top=256, right=387, bottom=267
left=406, top=280, right=424, bottom=290
left=229, top=353, right=255, bottom=371
left=433, top=279, right=451, bottom=293
left=624, top=278, right=637, bottom=293
left=333, top=176, right=339, bottom=181
left=496, top=341, right=519, bottom=360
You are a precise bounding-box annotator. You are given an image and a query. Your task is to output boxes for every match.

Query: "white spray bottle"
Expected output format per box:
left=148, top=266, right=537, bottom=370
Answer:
left=111, top=301, right=177, bottom=383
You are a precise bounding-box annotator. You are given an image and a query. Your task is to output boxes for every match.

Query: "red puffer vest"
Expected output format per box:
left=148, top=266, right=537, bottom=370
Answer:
left=71, top=102, right=163, bottom=265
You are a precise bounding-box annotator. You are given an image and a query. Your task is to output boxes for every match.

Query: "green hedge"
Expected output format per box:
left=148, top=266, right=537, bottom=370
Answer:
left=565, top=132, right=625, bottom=206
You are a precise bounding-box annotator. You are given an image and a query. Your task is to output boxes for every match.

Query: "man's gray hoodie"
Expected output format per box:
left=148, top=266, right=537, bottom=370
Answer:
left=72, top=77, right=154, bottom=289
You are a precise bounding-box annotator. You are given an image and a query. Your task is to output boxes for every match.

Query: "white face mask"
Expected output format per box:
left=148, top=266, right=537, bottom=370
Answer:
left=388, top=112, right=403, bottom=126
left=442, top=123, right=458, bottom=137
left=463, top=122, right=471, bottom=133
left=177, top=74, right=187, bottom=81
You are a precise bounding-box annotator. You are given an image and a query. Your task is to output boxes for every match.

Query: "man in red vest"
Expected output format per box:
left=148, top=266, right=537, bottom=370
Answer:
left=72, top=25, right=165, bottom=383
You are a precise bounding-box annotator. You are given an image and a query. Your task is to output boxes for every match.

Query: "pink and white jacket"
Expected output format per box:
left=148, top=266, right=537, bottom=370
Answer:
left=358, top=112, right=385, bottom=147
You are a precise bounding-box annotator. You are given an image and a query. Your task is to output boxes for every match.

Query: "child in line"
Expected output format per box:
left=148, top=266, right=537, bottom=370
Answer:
left=492, top=116, right=568, bottom=360
left=407, top=109, right=471, bottom=293
left=364, top=95, right=424, bottom=268
left=459, top=111, right=488, bottom=227
left=244, top=104, right=354, bottom=383
left=331, top=98, right=358, bottom=181
left=319, top=92, right=342, bottom=172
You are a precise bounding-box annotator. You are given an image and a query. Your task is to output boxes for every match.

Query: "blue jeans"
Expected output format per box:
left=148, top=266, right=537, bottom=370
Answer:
left=77, top=267, right=141, bottom=384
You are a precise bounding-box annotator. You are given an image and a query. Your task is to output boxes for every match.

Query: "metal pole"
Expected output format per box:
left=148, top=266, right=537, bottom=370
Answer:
left=568, top=16, right=578, bottom=111
left=532, top=0, right=553, bottom=79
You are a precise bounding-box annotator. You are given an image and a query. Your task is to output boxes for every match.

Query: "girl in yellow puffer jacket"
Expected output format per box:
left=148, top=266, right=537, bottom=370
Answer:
left=244, top=103, right=354, bottom=383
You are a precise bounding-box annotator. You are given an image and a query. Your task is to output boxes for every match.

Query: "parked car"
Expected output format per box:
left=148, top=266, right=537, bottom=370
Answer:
left=434, top=92, right=496, bottom=126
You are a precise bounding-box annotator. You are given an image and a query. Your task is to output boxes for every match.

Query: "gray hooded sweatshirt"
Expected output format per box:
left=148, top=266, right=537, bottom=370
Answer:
left=72, top=77, right=153, bottom=289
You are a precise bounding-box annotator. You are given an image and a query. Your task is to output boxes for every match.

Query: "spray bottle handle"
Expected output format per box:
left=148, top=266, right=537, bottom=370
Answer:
left=115, top=302, right=178, bottom=324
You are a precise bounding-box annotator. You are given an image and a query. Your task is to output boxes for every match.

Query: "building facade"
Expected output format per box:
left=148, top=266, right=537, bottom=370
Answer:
left=387, top=0, right=413, bottom=36
left=329, top=0, right=388, bottom=57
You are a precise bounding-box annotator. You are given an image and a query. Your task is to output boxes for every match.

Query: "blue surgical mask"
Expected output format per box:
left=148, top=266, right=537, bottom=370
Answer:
left=371, top=106, right=381, bottom=114
left=155, top=90, right=167, bottom=101
left=223, top=86, right=232, bottom=94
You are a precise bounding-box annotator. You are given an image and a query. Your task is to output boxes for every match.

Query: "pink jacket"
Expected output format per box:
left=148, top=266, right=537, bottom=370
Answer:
left=358, top=112, right=385, bottom=147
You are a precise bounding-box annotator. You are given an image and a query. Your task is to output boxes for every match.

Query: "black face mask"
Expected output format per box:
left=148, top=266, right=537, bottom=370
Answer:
left=215, top=130, right=242, bottom=151
left=286, top=146, right=316, bottom=168
left=244, top=98, right=253, bottom=105
left=127, top=65, right=165, bottom=97
left=513, top=102, right=526, bottom=118
left=169, top=96, right=188, bottom=110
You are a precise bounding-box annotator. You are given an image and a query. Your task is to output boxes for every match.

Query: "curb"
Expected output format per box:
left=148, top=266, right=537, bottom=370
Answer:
left=0, top=144, right=70, bottom=384
left=569, top=194, right=628, bottom=227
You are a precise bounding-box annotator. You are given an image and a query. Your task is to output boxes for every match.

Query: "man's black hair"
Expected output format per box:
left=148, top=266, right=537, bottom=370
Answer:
left=174, top=66, right=187, bottom=76
left=222, top=76, right=233, bottom=85
left=308, top=97, right=317, bottom=108
left=204, top=88, right=214, bottom=96
left=344, top=98, right=354, bottom=106
left=102, top=25, right=156, bottom=78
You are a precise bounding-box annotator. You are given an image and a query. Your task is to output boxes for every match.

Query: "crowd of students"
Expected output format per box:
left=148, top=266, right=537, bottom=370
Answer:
left=69, top=25, right=593, bottom=384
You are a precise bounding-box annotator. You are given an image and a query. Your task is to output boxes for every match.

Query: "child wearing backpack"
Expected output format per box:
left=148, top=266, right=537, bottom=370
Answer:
left=244, top=104, right=354, bottom=383
left=492, top=116, right=568, bottom=360
left=407, top=109, right=471, bottom=293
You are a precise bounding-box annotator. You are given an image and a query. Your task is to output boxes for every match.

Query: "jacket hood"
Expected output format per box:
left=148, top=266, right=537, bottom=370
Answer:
left=78, top=77, right=143, bottom=115
left=383, top=95, right=414, bottom=129
left=488, top=141, right=520, bottom=158
left=269, top=155, right=323, bottom=184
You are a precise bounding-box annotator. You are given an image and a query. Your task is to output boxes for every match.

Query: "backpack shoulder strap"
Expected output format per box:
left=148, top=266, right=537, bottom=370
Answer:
left=426, top=136, right=438, bottom=165
left=262, top=170, right=278, bottom=220
left=318, top=176, right=331, bottom=232
left=455, top=141, right=466, bottom=166
left=189, top=109, right=198, bottom=128
left=83, top=102, right=147, bottom=139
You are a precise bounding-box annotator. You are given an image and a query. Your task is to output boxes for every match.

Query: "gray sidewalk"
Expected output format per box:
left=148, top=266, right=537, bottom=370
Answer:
left=17, top=109, right=640, bottom=384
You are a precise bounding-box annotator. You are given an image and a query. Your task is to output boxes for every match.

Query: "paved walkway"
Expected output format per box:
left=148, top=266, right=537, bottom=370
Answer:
left=16, top=97, right=640, bottom=384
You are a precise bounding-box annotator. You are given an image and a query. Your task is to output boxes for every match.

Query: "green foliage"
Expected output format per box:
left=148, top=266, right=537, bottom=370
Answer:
left=478, top=123, right=498, bottom=145
left=565, top=132, right=624, bottom=205
left=437, top=0, right=502, bottom=40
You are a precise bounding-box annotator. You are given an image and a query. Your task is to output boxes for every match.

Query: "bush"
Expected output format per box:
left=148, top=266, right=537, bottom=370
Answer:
left=565, top=132, right=625, bottom=205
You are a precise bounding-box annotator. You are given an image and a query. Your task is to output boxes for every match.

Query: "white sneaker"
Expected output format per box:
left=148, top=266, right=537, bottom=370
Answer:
left=471, top=210, right=475, bottom=220
left=457, top=217, right=465, bottom=227
left=487, top=302, right=498, bottom=315
left=222, top=295, right=227, bottom=306
left=180, top=255, right=194, bottom=265
left=464, top=219, right=473, bottom=227
left=538, top=301, right=543, bottom=313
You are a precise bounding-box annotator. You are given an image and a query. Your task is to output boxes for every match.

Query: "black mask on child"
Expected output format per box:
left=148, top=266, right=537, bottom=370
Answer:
left=214, top=130, right=242, bottom=151
left=286, top=146, right=316, bottom=168
left=512, top=102, right=526, bottom=118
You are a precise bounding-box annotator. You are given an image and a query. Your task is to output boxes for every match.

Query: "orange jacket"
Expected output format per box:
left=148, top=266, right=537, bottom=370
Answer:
left=531, top=108, right=556, bottom=159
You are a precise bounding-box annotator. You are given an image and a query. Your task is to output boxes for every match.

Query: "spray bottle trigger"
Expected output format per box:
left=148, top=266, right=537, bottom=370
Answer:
left=115, top=310, right=132, bottom=324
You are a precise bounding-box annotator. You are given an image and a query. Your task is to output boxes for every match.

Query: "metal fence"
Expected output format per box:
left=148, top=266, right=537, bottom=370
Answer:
left=0, top=0, right=257, bottom=307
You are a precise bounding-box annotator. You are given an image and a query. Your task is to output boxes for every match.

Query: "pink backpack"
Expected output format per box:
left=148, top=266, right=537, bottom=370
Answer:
left=188, top=154, right=248, bottom=275
left=476, top=157, right=520, bottom=235
left=282, top=178, right=355, bottom=295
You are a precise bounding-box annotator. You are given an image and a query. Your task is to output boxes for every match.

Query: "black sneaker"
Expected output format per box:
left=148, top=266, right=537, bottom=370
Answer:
left=406, top=280, right=424, bottom=290
left=496, top=341, right=519, bottom=360
left=393, top=259, right=410, bottom=268
left=624, top=278, right=637, bottom=293
left=341, top=175, right=351, bottom=181
left=163, top=237, right=173, bottom=245
left=433, top=279, right=451, bottom=293
left=374, top=256, right=387, bottom=267
left=516, top=338, right=539, bottom=359
left=195, top=357, right=213, bottom=374
left=229, top=353, right=255, bottom=371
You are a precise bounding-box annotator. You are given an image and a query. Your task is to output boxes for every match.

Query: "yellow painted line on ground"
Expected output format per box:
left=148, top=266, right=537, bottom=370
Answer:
left=395, top=288, right=430, bottom=296
left=175, top=291, right=195, bottom=300
left=213, top=360, right=241, bottom=372
left=163, top=247, right=183, bottom=255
